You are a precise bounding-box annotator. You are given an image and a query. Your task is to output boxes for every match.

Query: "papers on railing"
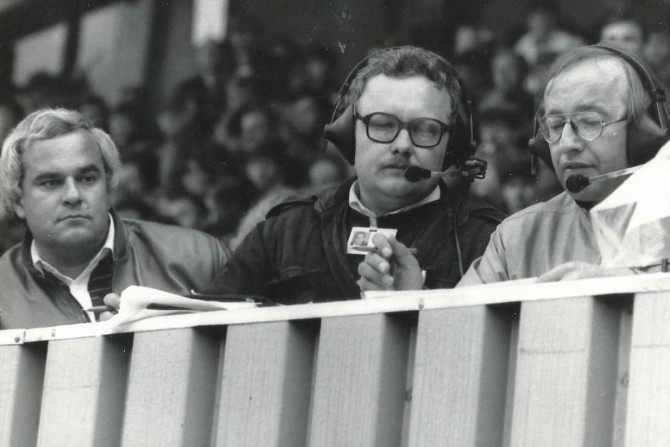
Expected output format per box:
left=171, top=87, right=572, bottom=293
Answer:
left=592, top=139, right=670, bottom=267
left=99, top=286, right=258, bottom=332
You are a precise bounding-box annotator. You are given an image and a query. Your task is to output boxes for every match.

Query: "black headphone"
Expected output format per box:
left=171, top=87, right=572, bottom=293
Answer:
left=529, top=43, right=670, bottom=170
left=323, top=46, right=477, bottom=170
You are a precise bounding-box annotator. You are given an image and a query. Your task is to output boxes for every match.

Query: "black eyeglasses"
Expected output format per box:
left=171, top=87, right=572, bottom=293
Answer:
left=354, top=112, right=453, bottom=148
left=539, top=111, right=627, bottom=144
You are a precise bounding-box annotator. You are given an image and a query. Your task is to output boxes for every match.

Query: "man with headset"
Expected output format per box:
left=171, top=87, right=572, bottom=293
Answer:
left=204, top=45, right=504, bottom=303
left=359, top=44, right=670, bottom=290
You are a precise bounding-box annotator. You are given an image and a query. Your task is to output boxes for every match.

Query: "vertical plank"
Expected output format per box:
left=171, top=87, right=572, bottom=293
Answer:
left=612, top=301, right=633, bottom=447
left=309, top=314, right=411, bottom=447
left=36, top=336, right=131, bottom=447
left=0, top=343, right=46, bottom=447
left=502, top=311, right=520, bottom=447
left=121, top=328, right=221, bottom=446
left=625, top=291, right=670, bottom=446
left=510, top=297, right=621, bottom=447
left=214, top=321, right=316, bottom=446
left=407, top=305, right=513, bottom=446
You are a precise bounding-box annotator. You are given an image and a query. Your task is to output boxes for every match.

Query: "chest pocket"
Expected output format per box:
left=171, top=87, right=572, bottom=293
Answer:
left=270, top=267, right=338, bottom=304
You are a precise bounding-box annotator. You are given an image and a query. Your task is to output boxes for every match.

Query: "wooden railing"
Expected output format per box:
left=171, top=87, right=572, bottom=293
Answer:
left=2, top=273, right=670, bottom=447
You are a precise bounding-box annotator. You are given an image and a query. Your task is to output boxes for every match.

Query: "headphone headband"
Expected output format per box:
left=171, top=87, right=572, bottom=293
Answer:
left=323, top=46, right=477, bottom=169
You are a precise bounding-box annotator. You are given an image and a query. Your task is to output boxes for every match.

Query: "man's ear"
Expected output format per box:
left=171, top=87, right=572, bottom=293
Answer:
left=13, top=194, right=25, bottom=220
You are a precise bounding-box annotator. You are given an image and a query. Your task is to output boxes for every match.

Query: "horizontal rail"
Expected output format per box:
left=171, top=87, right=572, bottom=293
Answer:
left=2, top=272, right=669, bottom=345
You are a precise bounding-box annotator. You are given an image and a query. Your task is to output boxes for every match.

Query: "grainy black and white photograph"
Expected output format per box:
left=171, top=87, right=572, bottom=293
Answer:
left=1, top=0, right=670, bottom=445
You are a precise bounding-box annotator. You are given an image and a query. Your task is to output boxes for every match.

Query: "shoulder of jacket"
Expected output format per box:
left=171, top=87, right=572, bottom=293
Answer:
left=463, top=196, right=507, bottom=224
left=122, top=218, right=222, bottom=245
left=265, top=197, right=317, bottom=219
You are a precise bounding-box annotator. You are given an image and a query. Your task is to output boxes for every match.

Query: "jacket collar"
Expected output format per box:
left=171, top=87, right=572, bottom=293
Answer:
left=314, top=176, right=473, bottom=224
left=21, top=208, right=125, bottom=272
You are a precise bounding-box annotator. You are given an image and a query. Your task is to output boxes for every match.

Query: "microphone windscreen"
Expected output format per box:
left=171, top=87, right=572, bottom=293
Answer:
left=404, top=166, right=432, bottom=183
left=565, top=175, right=590, bottom=194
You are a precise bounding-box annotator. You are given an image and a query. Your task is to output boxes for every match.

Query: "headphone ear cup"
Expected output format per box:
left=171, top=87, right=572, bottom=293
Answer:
left=323, top=105, right=356, bottom=165
left=443, top=120, right=473, bottom=169
left=627, top=114, right=670, bottom=166
left=529, top=131, right=554, bottom=170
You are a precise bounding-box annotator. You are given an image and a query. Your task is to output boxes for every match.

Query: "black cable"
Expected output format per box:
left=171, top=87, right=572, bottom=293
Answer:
left=452, top=197, right=465, bottom=279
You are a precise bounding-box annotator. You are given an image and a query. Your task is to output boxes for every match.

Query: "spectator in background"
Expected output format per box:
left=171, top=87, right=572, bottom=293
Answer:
left=108, top=102, right=155, bottom=159
left=453, top=22, right=494, bottom=57
left=175, top=39, right=233, bottom=134
left=0, top=96, right=24, bottom=143
left=283, top=94, right=341, bottom=172
left=600, top=15, right=645, bottom=55
left=0, top=96, right=24, bottom=255
left=470, top=105, right=555, bottom=213
left=514, top=6, right=584, bottom=67
left=308, top=153, right=350, bottom=193
left=289, top=45, right=339, bottom=98
left=79, top=94, right=110, bottom=131
left=157, top=193, right=209, bottom=231
left=480, top=49, right=535, bottom=124
left=203, top=175, right=257, bottom=243
left=18, top=72, right=69, bottom=113
left=452, top=49, right=492, bottom=105
left=230, top=151, right=300, bottom=250
left=644, top=28, right=670, bottom=95
left=524, top=52, right=559, bottom=96
left=228, top=12, right=266, bottom=79
left=645, top=29, right=670, bottom=72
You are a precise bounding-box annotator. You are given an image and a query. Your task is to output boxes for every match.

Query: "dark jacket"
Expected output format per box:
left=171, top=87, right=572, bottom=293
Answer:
left=207, top=178, right=505, bottom=304
left=0, top=212, right=231, bottom=329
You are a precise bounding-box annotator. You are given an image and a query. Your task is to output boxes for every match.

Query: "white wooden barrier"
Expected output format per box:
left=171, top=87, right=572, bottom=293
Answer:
left=2, top=273, right=670, bottom=446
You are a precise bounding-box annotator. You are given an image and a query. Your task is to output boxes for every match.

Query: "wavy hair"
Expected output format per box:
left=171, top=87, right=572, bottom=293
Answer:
left=343, top=46, right=467, bottom=124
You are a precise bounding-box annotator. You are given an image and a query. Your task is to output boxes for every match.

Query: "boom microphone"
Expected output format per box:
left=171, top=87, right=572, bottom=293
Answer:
left=564, top=166, right=641, bottom=193
left=404, top=158, right=487, bottom=183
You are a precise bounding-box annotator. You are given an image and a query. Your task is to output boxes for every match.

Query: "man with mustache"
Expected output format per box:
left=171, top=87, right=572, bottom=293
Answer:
left=206, top=46, right=504, bottom=303
left=0, top=108, right=230, bottom=329
left=358, top=44, right=670, bottom=290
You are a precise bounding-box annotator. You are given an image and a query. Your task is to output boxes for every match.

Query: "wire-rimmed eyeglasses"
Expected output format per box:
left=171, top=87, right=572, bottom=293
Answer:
left=539, top=111, right=627, bottom=144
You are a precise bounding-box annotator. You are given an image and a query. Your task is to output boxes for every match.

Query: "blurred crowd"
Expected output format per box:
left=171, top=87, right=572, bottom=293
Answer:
left=1, top=6, right=670, bottom=254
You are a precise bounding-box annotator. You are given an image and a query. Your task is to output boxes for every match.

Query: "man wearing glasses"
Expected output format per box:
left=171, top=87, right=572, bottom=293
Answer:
left=458, top=44, right=670, bottom=284
left=359, top=44, right=669, bottom=288
left=206, top=46, right=503, bottom=303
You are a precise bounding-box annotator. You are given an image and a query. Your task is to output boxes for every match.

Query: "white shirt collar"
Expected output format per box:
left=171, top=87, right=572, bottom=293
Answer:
left=348, top=180, right=441, bottom=218
left=32, top=213, right=115, bottom=282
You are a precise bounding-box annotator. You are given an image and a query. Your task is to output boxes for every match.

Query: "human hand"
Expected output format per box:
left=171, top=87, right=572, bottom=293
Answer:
left=537, top=261, right=634, bottom=282
left=98, top=293, right=121, bottom=321
left=357, top=233, right=423, bottom=292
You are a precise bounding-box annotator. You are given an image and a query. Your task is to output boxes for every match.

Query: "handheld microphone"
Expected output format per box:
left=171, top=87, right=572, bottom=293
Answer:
left=565, top=166, right=641, bottom=193
left=404, top=158, right=487, bottom=183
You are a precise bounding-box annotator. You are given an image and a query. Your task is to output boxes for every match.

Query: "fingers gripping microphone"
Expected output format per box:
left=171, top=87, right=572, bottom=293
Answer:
left=404, top=158, right=488, bottom=183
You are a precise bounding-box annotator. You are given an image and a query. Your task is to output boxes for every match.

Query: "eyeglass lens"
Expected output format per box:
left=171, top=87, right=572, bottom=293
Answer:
left=540, top=112, right=607, bottom=143
left=365, top=113, right=446, bottom=147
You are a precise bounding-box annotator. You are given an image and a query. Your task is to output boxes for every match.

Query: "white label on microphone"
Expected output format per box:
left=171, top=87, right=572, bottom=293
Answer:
left=347, top=227, right=398, bottom=255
